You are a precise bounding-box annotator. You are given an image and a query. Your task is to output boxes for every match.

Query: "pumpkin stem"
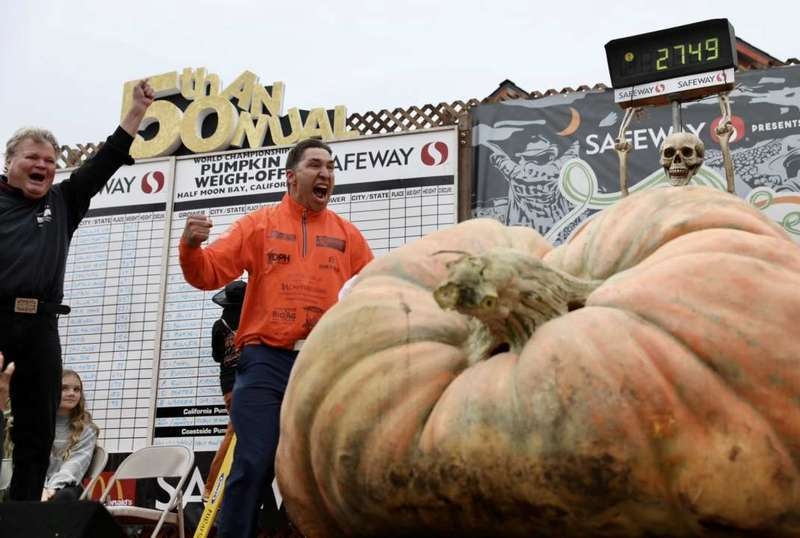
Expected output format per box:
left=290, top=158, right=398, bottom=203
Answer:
left=434, top=247, right=601, bottom=356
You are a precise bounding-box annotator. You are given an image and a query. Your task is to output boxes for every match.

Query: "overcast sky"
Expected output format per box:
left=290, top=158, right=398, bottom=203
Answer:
left=1, top=0, right=796, bottom=153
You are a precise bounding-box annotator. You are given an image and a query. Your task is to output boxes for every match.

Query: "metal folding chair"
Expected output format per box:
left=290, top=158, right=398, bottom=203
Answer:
left=79, top=444, right=108, bottom=500
left=99, top=444, right=194, bottom=538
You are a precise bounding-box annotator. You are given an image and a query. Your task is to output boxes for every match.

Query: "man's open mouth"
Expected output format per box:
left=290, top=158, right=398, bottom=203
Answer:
left=313, top=185, right=329, bottom=199
left=29, top=173, right=46, bottom=182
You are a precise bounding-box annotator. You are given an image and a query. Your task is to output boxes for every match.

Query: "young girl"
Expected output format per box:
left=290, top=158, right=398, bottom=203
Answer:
left=41, top=369, right=99, bottom=502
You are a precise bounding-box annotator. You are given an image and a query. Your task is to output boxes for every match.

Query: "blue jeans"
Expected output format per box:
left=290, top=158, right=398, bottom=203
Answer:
left=217, top=344, right=298, bottom=538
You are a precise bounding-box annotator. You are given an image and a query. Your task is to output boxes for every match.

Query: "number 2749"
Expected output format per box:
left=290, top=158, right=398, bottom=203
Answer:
left=656, top=38, right=720, bottom=70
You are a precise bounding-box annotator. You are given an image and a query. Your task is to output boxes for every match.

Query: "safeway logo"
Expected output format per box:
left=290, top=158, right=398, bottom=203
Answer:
left=421, top=142, right=449, bottom=166
left=141, top=171, right=165, bottom=194
left=655, top=83, right=666, bottom=94
left=710, top=115, right=745, bottom=144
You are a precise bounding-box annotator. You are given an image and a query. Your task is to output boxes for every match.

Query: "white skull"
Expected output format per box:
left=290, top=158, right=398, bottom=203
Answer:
left=659, top=132, right=705, bottom=186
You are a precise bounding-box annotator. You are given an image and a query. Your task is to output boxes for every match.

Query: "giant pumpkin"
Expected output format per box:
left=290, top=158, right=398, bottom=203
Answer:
left=277, top=186, right=800, bottom=537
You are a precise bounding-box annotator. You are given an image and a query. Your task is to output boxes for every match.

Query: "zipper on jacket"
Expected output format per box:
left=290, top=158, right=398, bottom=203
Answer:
left=302, top=210, right=308, bottom=258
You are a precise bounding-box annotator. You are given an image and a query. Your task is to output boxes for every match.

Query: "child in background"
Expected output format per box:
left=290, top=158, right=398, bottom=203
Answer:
left=42, top=369, right=99, bottom=502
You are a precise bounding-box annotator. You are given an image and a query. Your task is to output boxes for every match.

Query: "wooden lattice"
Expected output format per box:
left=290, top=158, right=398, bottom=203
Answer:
left=59, top=143, right=102, bottom=169
left=347, top=99, right=480, bottom=135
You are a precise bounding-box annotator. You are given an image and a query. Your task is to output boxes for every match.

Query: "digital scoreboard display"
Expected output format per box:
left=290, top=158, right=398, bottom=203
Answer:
left=605, top=19, right=737, bottom=89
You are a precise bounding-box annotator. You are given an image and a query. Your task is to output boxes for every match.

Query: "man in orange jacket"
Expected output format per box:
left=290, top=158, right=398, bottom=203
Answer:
left=180, top=138, right=373, bottom=538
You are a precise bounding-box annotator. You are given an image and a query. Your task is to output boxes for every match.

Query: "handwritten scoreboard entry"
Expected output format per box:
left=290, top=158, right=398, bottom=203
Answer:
left=57, top=158, right=172, bottom=453
left=57, top=127, right=458, bottom=452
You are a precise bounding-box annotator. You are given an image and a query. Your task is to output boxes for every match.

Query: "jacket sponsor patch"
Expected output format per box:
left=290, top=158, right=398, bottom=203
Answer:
left=270, top=230, right=296, bottom=241
left=272, top=308, right=296, bottom=321
left=267, top=252, right=291, bottom=264
left=316, top=235, right=346, bottom=252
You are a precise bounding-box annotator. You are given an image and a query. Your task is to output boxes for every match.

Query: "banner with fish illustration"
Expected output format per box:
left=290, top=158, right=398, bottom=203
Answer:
left=471, top=65, right=800, bottom=243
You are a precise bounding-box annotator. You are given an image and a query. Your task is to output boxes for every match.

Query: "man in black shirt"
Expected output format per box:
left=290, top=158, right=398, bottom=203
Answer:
left=0, top=79, right=154, bottom=501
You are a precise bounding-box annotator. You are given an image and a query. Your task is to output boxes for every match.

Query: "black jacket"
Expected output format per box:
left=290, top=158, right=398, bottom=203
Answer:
left=0, top=127, right=134, bottom=303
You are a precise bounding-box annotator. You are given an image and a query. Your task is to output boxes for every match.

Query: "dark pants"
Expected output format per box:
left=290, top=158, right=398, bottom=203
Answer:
left=217, top=344, right=297, bottom=538
left=0, top=312, right=63, bottom=501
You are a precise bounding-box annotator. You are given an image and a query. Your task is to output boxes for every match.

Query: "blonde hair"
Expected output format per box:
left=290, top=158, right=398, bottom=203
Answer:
left=60, top=370, right=99, bottom=460
left=4, top=127, right=60, bottom=167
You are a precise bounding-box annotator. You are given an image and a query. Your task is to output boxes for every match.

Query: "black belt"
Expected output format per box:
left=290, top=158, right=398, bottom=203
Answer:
left=0, top=297, right=71, bottom=315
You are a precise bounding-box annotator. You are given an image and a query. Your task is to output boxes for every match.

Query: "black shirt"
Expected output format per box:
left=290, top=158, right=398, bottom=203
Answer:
left=212, top=307, right=241, bottom=395
left=0, top=127, right=134, bottom=303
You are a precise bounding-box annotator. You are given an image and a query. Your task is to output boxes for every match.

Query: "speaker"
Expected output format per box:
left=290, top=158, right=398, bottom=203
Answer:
left=0, top=500, right=125, bottom=538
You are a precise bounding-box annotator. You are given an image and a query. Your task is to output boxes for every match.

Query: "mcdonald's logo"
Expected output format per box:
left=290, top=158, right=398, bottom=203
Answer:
left=82, top=471, right=136, bottom=504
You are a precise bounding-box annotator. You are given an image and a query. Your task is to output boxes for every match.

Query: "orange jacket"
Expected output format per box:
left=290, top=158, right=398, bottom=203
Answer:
left=180, top=193, right=374, bottom=349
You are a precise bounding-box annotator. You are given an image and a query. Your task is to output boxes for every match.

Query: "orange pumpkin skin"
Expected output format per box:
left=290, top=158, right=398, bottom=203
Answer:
left=277, top=187, right=800, bottom=537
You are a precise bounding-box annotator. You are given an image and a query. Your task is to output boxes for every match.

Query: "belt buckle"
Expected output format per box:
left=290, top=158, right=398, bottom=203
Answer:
left=14, top=297, right=38, bottom=314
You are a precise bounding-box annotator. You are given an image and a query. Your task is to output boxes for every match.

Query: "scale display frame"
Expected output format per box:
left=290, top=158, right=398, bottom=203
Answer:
left=605, top=19, right=737, bottom=108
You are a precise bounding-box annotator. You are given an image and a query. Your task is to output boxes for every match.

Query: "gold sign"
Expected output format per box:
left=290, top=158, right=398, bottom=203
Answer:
left=121, top=68, right=358, bottom=159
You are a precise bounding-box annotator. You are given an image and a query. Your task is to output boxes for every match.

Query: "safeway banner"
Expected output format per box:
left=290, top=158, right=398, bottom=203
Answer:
left=472, top=65, right=800, bottom=243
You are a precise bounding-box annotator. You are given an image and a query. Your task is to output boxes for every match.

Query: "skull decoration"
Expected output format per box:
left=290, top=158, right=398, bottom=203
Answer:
left=659, top=132, right=705, bottom=186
